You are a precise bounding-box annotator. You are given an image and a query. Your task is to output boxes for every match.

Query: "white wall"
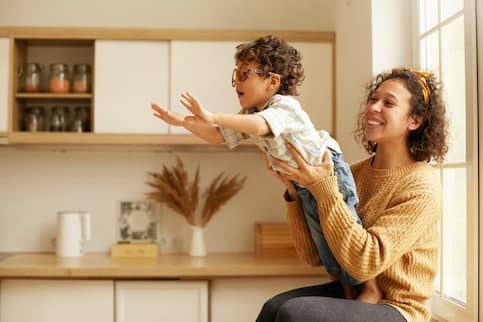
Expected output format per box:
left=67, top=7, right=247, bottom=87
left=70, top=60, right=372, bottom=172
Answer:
left=0, top=146, right=289, bottom=253
left=333, top=0, right=415, bottom=162
left=333, top=0, right=373, bottom=162
left=371, top=0, right=414, bottom=74
left=0, top=0, right=334, bottom=30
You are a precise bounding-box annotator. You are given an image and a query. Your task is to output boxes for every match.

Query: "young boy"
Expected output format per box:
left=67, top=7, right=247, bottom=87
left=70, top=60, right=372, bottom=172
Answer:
left=151, top=35, right=382, bottom=303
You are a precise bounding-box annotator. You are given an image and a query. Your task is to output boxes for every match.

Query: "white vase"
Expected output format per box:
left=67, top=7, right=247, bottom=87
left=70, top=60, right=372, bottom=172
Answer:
left=189, top=225, right=207, bottom=257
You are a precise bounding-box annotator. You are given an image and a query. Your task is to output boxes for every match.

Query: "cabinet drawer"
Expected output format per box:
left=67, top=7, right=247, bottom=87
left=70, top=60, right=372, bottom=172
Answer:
left=116, top=280, right=208, bottom=322
left=0, top=279, right=114, bottom=322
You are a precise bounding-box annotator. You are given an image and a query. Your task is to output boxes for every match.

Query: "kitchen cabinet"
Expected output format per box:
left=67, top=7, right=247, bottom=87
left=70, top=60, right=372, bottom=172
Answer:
left=0, top=38, right=10, bottom=134
left=170, top=40, right=241, bottom=134
left=116, top=280, right=208, bottom=322
left=0, top=254, right=327, bottom=322
left=10, top=37, right=94, bottom=135
left=0, top=279, right=113, bottom=322
left=170, top=40, right=334, bottom=135
left=1, top=27, right=335, bottom=145
left=94, top=40, right=170, bottom=134
left=0, top=279, right=208, bottom=322
left=292, top=41, right=334, bottom=133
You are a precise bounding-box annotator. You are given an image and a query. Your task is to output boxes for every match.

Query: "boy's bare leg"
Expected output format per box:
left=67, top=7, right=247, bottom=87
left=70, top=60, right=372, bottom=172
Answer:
left=341, top=280, right=355, bottom=299
left=356, top=279, right=383, bottom=304
left=331, top=274, right=355, bottom=299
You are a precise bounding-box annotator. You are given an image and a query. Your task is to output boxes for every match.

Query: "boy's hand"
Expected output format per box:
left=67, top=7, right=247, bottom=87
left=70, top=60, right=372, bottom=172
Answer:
left=180, top=92, right=216, bottom=124
left=151, top=103, right=184, bottom=126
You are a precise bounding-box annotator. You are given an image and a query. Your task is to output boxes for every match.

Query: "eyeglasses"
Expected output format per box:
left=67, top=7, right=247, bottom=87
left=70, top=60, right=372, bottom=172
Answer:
left=231, top=67, right=266, bottom=87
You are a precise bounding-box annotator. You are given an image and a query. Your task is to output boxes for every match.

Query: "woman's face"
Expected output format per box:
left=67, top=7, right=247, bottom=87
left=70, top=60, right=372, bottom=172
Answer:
left=364, top=79, right=420, bottom=146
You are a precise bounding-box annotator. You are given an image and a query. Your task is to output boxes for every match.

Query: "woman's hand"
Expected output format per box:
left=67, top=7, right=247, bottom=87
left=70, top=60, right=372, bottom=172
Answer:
left=180, top=92, right=216, bottom=124
left=151, top=103, right=185, bottom=127
left=272, top=144, right=334, bottom=187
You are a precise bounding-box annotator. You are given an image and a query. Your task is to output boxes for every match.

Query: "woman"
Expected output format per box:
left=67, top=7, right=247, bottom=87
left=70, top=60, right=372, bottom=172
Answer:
left=256, top=68, right=448, bottom=322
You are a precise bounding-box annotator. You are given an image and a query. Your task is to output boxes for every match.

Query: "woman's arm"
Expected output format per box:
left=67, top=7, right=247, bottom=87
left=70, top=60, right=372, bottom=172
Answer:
left=308, top=177, right=439, bottom=281
left=275, top=144, right=440, bottom=281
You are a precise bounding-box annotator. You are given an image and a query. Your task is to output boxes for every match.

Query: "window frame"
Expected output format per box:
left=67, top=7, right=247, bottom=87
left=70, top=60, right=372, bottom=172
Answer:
left=413, top=0, right=479, bottom=321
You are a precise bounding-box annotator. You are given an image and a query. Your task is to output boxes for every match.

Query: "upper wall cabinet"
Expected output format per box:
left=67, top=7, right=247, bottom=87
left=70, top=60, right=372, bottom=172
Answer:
left=0, top=38, right=10, bottom=134
left=10, top=37, right=94, bottom=137
left=293, top=42, right=333, bottom=134
left=94, top=40, right=170, bottom=134
left=0, top=28, right=335, bottom=145
left=170, top=40, right=241, bottom=134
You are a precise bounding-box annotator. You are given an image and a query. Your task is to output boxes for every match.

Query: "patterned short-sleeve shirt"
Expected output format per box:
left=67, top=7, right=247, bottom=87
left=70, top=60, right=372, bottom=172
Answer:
left=218, top=94, right=340, bottom=173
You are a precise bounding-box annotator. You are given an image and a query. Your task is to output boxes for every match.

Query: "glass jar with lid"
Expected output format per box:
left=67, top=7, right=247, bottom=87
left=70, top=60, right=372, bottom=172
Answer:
left=50, top=106, right=67, bottom=131
left=72, top=64, right=91, bottom=93
left=48, top=63, right=70, bottom=93
left=18, top=63, right=42, bottom=92
left=24, top=106, right=45, bottom=132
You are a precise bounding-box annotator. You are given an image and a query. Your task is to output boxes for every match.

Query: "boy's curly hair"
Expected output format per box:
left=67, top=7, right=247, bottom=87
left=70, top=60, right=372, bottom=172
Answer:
left=234, top=35, right=304, bottom=96
left=355, top=68, right=449, bottom=163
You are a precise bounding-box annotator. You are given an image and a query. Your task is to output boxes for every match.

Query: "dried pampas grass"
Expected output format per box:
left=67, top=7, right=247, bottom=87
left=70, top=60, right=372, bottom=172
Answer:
left=145, top=157, right=246, bottom=227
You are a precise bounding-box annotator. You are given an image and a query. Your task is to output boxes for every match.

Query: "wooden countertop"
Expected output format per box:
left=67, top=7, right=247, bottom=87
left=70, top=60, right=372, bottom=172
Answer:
left=0, top=253, right=327, bottom=279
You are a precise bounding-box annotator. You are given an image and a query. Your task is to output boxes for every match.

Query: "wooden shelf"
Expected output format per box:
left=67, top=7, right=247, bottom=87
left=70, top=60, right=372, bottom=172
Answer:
left=8, top=132, right=206, bottom=145
left=0, top=27, right=334, bottom=42
left=15, top=93, right=92, bottom=100
left=7, top=132, right=257, bottom=148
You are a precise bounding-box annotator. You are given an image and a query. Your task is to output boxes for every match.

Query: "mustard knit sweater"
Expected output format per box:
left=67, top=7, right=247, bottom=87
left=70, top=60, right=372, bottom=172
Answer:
left=286, top=158, right=441, bottom=322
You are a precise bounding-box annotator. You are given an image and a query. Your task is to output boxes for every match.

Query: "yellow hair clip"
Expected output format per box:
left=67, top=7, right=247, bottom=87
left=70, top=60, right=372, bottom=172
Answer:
left=411, top=70, right=433, bottom=106
left=387, top=68, right=433, bottom=105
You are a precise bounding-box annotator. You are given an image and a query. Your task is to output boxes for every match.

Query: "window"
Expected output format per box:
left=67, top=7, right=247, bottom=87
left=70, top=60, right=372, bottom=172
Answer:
left=416, top=0, right=478, bottom=321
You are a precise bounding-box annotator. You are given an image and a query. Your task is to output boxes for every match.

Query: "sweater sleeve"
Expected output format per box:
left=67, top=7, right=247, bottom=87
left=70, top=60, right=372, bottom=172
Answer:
left=284, top=192, right=322, bottom=266
left=306, top=175, right=440, bottom=281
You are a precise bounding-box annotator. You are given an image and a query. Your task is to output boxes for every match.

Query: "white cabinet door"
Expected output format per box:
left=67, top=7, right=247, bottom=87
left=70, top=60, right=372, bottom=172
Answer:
left=116, top=280, right=208, bottom=322
left=170, top=40, right=241, bottom=134
left=95, top=40, right=170, bottom=134
left=292, top=42, right=334, bottom=134
left=170, top=40, right=334, bottom=135
left=0, top=279, right=114, bottom=322
left=0, top=38, right=9, bottom=133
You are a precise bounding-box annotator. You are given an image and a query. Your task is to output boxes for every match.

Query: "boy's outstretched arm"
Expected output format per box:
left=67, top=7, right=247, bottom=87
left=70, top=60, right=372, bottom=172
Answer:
left=181, top=92, right=271, bottom=136
left=151, top=103, right=224, bottom=144
left=151, top=102, right=184, bottom=126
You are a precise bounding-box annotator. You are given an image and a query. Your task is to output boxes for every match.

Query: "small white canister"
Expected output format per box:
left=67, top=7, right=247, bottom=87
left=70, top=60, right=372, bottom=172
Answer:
left=56, top=211, right=91, bottom=257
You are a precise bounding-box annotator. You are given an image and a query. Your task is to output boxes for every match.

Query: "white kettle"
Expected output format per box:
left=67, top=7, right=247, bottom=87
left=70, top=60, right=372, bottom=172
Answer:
left=56, top=211, right=91, bottom=257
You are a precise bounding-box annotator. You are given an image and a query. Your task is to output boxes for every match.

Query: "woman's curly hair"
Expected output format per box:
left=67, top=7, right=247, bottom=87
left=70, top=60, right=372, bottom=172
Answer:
left=354, top=68, right=449, bottom=163
left=234, top=35, right=304, bottom=96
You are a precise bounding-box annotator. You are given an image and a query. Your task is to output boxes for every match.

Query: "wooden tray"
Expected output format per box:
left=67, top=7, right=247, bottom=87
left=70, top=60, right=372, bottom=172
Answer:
left=255, top=223, right=297, bottom=257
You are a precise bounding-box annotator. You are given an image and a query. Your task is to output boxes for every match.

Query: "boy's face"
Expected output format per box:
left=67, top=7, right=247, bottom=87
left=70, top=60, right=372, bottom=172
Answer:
left=232, top=61, right=274, bottom=110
